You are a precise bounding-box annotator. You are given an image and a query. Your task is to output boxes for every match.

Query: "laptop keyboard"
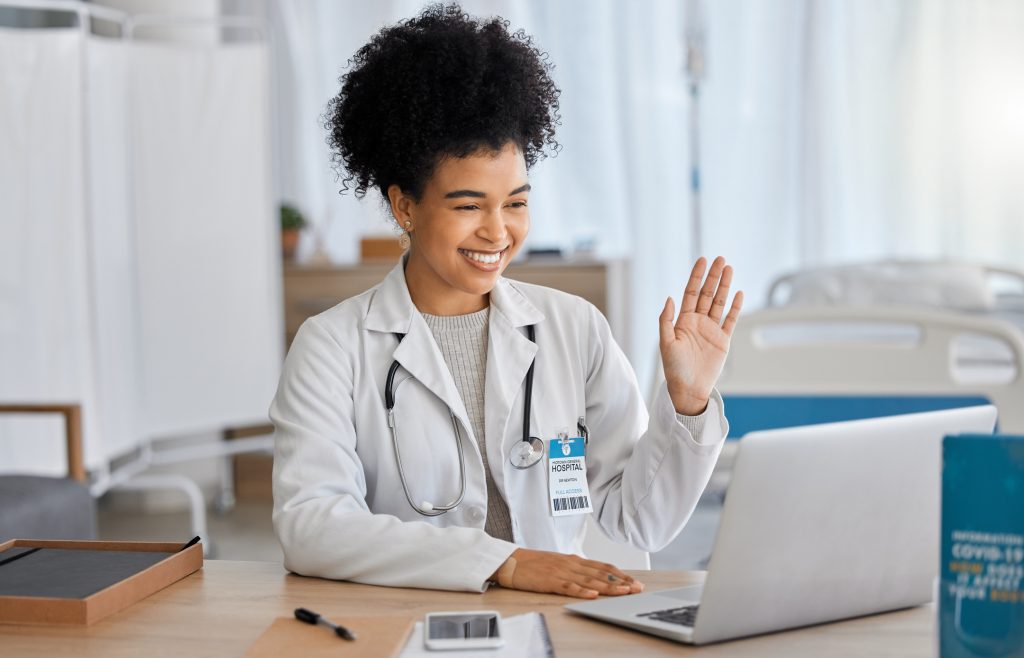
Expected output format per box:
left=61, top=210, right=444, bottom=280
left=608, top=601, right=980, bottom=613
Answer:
left=637, top=604, right=699, bottom=627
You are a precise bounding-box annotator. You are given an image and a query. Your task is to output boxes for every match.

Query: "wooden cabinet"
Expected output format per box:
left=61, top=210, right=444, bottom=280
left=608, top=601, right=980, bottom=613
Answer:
left=283, top=257, right=630, bottom=347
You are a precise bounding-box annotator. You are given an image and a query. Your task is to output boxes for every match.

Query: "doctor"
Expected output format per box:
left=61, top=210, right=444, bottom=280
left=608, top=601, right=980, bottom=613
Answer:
left=271, top=4, right=743, bottom=599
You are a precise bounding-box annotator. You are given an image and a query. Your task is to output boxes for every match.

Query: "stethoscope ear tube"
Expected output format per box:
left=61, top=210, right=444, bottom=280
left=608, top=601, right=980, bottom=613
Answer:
left=384, top=336, right=402, bottom=410
left=510, top=324, right=545, bottom=469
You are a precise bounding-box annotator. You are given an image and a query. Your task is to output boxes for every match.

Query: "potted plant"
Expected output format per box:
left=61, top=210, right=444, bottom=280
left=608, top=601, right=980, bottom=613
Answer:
left=280, top=203, right=307, bottom=261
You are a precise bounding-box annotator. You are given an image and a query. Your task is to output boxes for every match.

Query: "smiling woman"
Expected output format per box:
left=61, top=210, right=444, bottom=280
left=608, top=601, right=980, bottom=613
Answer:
left=392, top=144, right=532, bottom=315
left=271, top=2, right=742, bottom=601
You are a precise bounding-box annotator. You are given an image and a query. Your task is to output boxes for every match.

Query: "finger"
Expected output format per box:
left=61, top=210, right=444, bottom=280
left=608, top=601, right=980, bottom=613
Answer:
left=580, top=577, right=633, bottom=596
left=576, top=560, right=638, bottom=586
left=722, top=290, right=744, bottom=336
left=572, top=564, right=629, bottom=588
left=659, top=297, right=675, bottom=349
left=680, top=257, right=707, bottom=313
left=708, top=265, right=733, bottom=324
left=559, top=581, right=599, bottom=599
left=693, top=256, right=726, bottom=317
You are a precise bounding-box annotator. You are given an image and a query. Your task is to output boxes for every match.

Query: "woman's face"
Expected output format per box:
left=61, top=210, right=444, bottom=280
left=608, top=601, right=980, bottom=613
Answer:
left=391, top=142, right=530, bottom=315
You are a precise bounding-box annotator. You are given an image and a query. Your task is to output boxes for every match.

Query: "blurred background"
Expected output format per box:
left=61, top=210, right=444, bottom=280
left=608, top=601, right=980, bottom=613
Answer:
left=2, top=0, right=1022, bottom=569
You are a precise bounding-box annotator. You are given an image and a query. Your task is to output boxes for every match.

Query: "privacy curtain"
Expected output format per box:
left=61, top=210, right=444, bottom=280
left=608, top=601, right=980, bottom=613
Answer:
left=0, top=27, right=282, bottom=475
left=127, top=40, right=282, bottom=439
left=0, top=27, right=100, bottom=475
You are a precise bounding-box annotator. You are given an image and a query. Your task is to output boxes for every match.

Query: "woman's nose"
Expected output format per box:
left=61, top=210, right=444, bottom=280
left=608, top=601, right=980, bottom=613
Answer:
left=478, top=208, right=508, bottom=244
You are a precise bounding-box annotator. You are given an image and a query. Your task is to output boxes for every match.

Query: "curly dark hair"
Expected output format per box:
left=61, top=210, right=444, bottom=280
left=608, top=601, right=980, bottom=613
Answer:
left=324, top=3, right=561, bottom=202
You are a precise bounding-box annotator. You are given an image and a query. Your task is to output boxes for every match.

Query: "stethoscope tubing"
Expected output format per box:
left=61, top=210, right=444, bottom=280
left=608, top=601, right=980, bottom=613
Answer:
left=388, top=373, right=467, bottom=516
left=384, top=324, right=540, bottom=516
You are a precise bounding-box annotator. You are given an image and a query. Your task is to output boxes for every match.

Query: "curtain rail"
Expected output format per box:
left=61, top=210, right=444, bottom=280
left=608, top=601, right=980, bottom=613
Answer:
left=0, top=0, right=126, bottom=27
left=0, top=0, right=266, bottom=42
left=125, top=13, right=264, bottom=40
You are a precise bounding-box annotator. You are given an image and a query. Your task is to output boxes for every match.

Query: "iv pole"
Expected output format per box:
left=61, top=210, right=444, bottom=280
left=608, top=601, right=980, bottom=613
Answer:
left=684, top=0, right=706, bottom=263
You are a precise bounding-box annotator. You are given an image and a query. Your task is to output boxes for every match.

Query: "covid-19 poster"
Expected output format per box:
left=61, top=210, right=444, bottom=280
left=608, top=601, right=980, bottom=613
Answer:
left=941, top=435, right=1024, bottom=657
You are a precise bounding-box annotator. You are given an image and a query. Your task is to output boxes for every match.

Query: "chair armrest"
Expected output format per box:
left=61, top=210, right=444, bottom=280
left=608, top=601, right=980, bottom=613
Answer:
left=0, top=403, right=86, bottom=482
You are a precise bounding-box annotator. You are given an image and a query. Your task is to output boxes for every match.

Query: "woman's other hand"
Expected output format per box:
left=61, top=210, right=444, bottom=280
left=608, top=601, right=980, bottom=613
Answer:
left=659, top=256, right=744, bottom=416
left=490, top=548, right=644, bottom=599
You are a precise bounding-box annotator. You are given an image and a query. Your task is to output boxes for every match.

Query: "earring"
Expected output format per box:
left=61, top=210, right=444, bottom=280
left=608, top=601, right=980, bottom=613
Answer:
left=399, top=220, right=413, bottom=250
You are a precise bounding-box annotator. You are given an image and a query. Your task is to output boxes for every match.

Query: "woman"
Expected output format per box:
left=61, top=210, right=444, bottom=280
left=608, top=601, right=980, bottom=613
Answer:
left=271, top=4, right=743, bottom=599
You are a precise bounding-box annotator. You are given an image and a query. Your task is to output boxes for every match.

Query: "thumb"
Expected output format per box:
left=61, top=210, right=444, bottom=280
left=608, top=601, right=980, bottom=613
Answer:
left=659, top=296, right=674, bottom=349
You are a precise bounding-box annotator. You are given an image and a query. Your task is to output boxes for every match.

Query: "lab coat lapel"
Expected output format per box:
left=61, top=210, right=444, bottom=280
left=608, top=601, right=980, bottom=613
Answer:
left=364, top=260, right=472, bottom=432
left=486, top=279, right=545, bottom=468
left=392, top=320, right=472, bottom=431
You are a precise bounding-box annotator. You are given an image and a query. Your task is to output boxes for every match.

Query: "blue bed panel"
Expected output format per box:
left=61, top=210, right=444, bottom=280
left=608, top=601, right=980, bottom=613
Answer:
left=722, top=395, right=994, bottom=439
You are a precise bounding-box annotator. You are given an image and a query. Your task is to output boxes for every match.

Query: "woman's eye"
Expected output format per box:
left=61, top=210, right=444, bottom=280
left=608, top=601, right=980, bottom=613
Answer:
left=508, top=201, right=528, bottom=209
left=455, top=205, right=479, bottom=211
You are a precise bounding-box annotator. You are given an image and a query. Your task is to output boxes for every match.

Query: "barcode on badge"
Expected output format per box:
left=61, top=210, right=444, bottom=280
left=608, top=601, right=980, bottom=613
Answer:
left=552, top=495, right=590, bottom=512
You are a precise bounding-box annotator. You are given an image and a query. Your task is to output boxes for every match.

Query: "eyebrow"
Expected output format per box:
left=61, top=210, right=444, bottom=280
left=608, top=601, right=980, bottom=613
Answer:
left=444, top=183, right=531, bottom=199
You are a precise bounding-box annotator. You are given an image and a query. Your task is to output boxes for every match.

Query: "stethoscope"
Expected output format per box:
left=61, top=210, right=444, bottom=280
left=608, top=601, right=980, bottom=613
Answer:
left=385, top=325, right=545, bottom=517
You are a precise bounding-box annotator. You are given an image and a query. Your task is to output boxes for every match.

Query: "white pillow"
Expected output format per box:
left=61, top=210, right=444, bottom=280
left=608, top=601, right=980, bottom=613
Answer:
left=783, top=262, right=996, bottom=311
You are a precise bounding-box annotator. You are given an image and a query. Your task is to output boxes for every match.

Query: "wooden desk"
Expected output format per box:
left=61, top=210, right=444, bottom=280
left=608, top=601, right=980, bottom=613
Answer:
left=0, top=561, right=934, bottom=657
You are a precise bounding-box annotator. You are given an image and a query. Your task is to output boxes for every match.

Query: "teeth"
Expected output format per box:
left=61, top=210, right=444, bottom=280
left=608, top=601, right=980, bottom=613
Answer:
left=460, top=249, right=502, bottom=264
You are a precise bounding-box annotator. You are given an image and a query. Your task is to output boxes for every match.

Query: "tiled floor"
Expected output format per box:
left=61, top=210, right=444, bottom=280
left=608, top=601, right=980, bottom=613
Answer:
left=97, top=496, right=722, bottom=569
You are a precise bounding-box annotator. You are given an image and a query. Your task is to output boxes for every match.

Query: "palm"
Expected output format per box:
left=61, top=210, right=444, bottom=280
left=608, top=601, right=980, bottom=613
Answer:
left=659, top=257, right=744, bottom=416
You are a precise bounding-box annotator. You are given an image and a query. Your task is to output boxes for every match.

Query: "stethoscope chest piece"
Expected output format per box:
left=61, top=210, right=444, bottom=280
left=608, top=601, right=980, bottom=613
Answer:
left=509, top=436, right=545, bottom=469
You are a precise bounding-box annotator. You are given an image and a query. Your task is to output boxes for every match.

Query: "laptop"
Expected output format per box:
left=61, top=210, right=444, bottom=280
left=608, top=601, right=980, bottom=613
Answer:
left=566, top=405, right=998, bottom=645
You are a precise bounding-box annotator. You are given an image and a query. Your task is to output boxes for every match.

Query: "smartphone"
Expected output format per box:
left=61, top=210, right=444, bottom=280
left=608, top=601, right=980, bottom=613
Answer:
left=424, top=610, right=504, bottom=651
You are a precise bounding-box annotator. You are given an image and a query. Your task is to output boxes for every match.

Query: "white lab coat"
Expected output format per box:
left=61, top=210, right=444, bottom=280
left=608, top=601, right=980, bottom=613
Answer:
left=271, top=260, right=728, bottom=592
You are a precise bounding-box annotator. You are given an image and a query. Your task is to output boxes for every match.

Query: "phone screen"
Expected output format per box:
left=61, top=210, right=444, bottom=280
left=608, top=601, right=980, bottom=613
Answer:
left=427, top=613, right=501, bottom=640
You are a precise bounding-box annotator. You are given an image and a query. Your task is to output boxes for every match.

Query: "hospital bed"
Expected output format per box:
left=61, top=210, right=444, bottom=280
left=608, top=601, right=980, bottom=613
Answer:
left=705, top=304, right=1024, bottom=493
left=719, top=305, right=1023, bottom=430
left=644, top=300, right=1023, bottom=482
left=757, top=260, right=1024, bottom=422
left=718, top=260, right=1024, bottom=435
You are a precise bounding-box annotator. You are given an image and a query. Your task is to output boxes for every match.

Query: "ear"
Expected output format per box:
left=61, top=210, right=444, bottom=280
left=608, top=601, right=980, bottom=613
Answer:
left=387, top=184, right=416, bottom=228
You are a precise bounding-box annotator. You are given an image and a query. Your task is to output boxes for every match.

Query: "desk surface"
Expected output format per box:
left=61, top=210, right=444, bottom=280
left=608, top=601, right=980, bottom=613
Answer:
left=1, top=560, right=933, bottom=657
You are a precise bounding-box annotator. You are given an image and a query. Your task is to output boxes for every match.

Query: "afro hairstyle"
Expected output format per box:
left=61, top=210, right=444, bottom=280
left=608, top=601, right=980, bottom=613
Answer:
left=324, top=3, right=561, bottom=203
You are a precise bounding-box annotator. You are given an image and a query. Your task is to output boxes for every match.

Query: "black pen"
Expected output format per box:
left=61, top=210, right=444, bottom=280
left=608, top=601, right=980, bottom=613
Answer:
left=294, top=607, right=357, bottom=641
left=178, top=536, right=202, bottom=552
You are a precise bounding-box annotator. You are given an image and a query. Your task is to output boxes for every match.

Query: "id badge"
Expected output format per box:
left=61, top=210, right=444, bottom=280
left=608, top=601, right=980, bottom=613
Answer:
left=548, top=435, right=593, bottom=517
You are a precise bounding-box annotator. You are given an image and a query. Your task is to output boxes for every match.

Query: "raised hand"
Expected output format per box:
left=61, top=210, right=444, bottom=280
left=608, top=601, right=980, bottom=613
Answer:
left=490, top=548, right=644, bottom=599
left=658, top=256, right=744, bottom=416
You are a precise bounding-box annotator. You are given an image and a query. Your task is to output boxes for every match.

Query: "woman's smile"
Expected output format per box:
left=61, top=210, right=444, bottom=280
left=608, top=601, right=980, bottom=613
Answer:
left=458, top=247, right=508, bottom=270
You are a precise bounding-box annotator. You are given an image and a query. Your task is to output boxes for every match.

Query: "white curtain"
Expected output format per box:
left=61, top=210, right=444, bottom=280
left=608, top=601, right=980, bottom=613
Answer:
left=270, top=0, right=1024, bottom=390
left=128, top=40, right=282, bottom=438
left=704, top=0, right=1024, bottom=272
left=87, top=35, right=140, bottom=462
left=0, top=27, right=102, bottom=475
left=0, top=26, right=282, bottom=474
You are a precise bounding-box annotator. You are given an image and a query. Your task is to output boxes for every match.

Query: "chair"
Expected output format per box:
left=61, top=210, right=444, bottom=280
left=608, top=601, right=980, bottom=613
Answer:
left=0, top=403, right=97, bottom=541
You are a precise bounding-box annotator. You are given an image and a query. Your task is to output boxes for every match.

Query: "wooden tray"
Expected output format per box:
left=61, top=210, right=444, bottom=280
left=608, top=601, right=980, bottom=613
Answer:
left=0, top=538, right=203, bottom=626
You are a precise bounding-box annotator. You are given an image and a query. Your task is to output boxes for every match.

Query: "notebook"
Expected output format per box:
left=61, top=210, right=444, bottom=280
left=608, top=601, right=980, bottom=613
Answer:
left=0, top=547, right=173, bottom=598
